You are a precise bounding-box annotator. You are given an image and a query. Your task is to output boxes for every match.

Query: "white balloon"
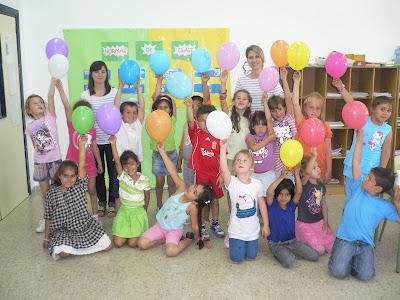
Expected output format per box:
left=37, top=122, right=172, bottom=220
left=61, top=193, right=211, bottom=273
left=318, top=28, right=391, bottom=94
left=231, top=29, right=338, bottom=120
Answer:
left=206, top=110, right=232, bottom=140
left=48, top=54, right=69, bottom=79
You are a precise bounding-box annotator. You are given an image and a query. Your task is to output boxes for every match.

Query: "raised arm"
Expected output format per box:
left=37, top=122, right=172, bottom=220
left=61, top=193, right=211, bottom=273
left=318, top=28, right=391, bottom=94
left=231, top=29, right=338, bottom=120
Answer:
left=55, top=80, right=72, bottom=121
left=332, top=78, right=353, bottom=103
left=78, top=135, right=87, bottom=179
left=324, top=137, right=332, bottom=183
left=114, top=77, right=124, bottom=108
left=157, top=143, right=185, bottom=192
left=152, top=75, right=163, bottom=101
left=201, top=72, right=211, bottom=105
left=280, top=68, right=294, bottom=116
left=292, top=71, right=303, bottom=125
left=380, top=130, right=393, bottom=167
left=136, top=79, right=145, bottom=124
left=352, top=129, right=364, bottom=181
left=219, top=140, right=231, bottom=187
left=171, top=95, right=177, bottom=117
left=266, top=170, right=287, bottom=206
left=293, top=166, right=303, bottom=204
left=219, top=70, right=229, bottom=114
left=185, top=97, right=195, bottom=130
left=302, top=148, right=317, bottom=185
left=263, top=93, right=275, bottom=136
left=109, top=135, right=123, bottom=177
left=47, top=78, right=56, bottom=117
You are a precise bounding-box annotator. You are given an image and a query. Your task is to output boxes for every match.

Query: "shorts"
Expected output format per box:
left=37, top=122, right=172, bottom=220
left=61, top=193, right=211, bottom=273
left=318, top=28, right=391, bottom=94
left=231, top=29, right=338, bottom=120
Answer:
left=195, top=171, right=224, bottom=199
left=142, top=222, right=183, bottom=245
left=152, top=151, right=178, bottom=177
left=252, top=170, right=276, bottom=196
left=33, top=160, right=62, bottom=182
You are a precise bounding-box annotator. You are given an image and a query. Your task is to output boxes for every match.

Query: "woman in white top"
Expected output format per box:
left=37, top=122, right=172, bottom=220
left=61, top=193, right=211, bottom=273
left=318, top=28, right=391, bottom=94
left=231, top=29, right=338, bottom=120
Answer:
left=80, top=61, right=118, bottom=217
left=235, top=45, right=284, bottom=112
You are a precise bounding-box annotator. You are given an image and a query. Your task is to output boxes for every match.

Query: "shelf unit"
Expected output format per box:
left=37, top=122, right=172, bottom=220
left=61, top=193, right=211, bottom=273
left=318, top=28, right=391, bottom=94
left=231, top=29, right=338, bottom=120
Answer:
left=285, top=66, right=399, bottom=194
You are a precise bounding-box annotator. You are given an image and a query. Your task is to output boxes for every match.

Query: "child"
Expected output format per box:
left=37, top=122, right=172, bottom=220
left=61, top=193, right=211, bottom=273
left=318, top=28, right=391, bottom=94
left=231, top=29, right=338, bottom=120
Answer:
left=296, top=148, right=335, bottom=255
left=266, top=169, right=320, bottom=268
left=138, top=143, right=215, bottom=257
left=246, top=94, right=276, bottom=196
left=43, top=135, right=112, bottom=260
left=55, top=80, right=102, bottom=219
left=270, top=68, right=297, bottom=176
left=151, top=76, right=177, bottom=209
left=109, top=135, right=150, bottom=248
left=220, top=140, right=270, bottom=263
left=25, top=79, right=62, bottom=233
left=328, top=129, right=400, bottom=281
left=186, top=98, right=225, bottom=240
left=292, top=72, right=333, bottom=183
left=332, top=79, right=393, bottom=204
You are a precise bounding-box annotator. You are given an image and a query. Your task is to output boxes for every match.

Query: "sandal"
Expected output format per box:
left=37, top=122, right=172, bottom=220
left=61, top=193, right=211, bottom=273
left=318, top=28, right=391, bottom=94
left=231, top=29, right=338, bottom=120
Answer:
left=98, top=206, right=106, bottom=217
left=107, top=207, right=116, bottom=218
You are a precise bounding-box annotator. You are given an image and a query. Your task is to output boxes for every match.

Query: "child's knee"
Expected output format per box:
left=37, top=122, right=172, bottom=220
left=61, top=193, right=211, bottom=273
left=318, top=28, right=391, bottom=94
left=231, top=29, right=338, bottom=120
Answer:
left=128, top=238, right=138, bottom=248
left=279, top=255, right=295, bottom=268
left=113, top=238, right=126, bottom=248
left=354, top=271, right=375, bottom=282
left=137, top=237, right=149, bottom=250
left=328, top=262, right=349, bottom=279
left=165, top=245, right=179, bottom=257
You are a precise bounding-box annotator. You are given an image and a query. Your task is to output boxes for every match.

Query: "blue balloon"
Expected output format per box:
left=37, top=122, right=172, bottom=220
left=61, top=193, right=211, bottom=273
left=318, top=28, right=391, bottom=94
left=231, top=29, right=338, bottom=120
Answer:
left=119, top=60, right=140, bottom=85
left=149, top=50, right=170, bottom=75
left=166, top=71, right=192, bottom=99
left=191, top=48, right=211, bottom=73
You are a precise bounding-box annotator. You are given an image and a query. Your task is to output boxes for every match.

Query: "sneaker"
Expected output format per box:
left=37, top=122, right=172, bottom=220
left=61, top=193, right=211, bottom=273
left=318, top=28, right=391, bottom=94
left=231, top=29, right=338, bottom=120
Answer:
left=201, top=226, right=210, bottom=241
left=36, top=219, right=45, bottom=233
left=210, top=222, right=225, bottom=238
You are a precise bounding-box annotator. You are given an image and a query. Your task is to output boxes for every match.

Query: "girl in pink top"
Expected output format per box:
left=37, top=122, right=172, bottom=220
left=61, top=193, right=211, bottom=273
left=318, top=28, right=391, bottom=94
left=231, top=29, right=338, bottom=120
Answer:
left=55, top=80, right=102, bottom=218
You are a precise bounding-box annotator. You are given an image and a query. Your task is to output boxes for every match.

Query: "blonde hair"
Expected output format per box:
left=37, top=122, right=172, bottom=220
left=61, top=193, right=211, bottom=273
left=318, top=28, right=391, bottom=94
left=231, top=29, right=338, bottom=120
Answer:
left=24, top=94, right=46, bottom=119
left=302, top=92, right=325, bottom=117
left=233, top=150, right=254, bottom=166
left=243, top=45, right=265, bottom=74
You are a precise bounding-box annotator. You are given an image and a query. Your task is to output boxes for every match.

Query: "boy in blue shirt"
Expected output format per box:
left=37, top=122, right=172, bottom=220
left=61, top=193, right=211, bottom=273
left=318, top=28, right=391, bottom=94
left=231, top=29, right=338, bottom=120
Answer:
left=328, top=129, right=400, bottom=281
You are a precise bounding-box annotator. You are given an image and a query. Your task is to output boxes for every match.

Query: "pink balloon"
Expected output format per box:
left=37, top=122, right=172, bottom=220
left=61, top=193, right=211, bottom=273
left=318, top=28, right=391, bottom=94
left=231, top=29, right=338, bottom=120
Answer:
left=325, top=51, right=347, bottom=78
left=342, top=101, right=369, bottom=129
left=217, top=42, right=240, bottom=70
left=300, top=118, right=326, bottom=147
left=96, top=104, right=122, bottom=135
left=258, top=67, right=279, bottom=92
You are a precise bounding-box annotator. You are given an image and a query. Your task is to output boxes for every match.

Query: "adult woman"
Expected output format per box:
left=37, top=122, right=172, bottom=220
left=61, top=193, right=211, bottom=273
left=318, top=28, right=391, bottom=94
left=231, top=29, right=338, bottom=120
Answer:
left=235, top=45, right=284, bottom=112
left=81, top=61, right=118, bottom=217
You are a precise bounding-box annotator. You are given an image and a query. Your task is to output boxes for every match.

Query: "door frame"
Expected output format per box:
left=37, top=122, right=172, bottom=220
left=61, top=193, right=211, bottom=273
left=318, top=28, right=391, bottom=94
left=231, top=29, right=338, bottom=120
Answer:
left=0, top=3, right=31, bottom=194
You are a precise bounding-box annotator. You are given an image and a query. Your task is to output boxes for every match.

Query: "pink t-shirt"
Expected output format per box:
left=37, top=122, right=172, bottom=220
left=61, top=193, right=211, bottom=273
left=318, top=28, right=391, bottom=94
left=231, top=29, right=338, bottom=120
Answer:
left=246, top=132, right=274, bottom=174
left=25, top=112, right=61, bottom=163
left=66, top=121, right=97, bottom=178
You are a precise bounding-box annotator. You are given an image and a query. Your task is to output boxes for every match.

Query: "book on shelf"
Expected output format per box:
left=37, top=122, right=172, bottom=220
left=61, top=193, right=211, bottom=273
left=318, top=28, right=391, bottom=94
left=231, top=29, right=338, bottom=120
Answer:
left=327, top=178, right=340, bottom=185
left=326, top=121, right=344, bottom=127
left=373, top=92, right=392, bottom=98
left=326, top=92, right=342, bottom=99
left=350, top=92, right=369, bottom=98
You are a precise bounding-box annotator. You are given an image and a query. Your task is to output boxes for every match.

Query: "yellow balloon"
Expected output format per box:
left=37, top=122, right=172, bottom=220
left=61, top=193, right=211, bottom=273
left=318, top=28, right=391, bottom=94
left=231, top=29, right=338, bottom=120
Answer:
left=287, top=41, right=310, bottom=71
left=280, top=139, right=304, bottom=168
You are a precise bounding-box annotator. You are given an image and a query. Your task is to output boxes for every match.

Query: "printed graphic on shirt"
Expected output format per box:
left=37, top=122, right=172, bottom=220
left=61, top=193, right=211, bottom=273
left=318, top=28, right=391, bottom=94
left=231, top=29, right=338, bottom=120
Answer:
left=368, top=131, right=383, bottom=151
left=274, top=121, right=292, bottom=144
left=162, top=203, right=188, bottom=224
left=31, top=122, right=55, bottom=154
left=201, top=147, right=215, bottom=157
left=236, top=194, right=256, bottom=218
left=306, top=187, right=322, bottom=214
left=72, top=132, right=93, bottom=151
left=250, top=146, right=269, bottom=165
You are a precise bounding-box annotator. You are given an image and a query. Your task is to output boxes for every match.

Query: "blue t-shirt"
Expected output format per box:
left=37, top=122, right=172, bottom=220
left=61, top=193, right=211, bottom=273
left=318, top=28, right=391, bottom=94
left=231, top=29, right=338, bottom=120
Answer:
left=343, top=117, right=391, bottom=178
left=337, top=176, right=399, bottom=246
left=267, top=199, right=296, bottom=242
left=156, top=192, right=191, bottom=230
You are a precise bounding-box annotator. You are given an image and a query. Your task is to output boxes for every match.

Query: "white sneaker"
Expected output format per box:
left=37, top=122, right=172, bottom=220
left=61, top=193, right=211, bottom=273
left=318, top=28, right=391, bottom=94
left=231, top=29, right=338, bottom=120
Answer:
left=36, top=219, right=45, bottom=233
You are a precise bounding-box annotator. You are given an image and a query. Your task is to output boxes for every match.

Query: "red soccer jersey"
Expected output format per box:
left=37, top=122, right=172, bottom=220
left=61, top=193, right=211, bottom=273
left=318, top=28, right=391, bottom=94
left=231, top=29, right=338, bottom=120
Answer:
left=188, top=122, right=220, bottom=176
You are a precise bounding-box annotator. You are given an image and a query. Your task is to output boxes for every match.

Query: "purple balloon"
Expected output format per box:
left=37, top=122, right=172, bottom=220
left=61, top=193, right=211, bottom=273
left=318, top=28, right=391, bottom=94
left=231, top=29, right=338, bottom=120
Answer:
left=96, top=104, right=122, bottom=135
left=258, top=67, right=279, bottom=92
left=217, top=42, right=240, bottom=70
left=46, top=38, right=69, bottom=59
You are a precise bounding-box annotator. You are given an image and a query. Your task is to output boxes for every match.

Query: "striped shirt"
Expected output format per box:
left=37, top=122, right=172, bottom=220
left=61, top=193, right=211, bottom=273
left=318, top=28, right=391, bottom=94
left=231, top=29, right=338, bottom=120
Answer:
left=235, top=75, right=284, bottom=112
left=80, top=88, right=118, bottom=145
left=118, top=172, right=150, bottom=208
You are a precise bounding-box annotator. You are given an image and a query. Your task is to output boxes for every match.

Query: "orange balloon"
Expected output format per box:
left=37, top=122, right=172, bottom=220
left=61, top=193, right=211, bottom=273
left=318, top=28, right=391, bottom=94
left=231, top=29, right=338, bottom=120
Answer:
left=270, top=40, right=289, bottom=67
left=146, top=110, right=172, bottom=142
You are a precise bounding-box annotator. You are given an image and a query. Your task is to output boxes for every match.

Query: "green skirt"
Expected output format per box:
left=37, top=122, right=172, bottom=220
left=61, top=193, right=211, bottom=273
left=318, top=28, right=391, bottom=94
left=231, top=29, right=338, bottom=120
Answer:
left=112, top=205, right=149, bottom=238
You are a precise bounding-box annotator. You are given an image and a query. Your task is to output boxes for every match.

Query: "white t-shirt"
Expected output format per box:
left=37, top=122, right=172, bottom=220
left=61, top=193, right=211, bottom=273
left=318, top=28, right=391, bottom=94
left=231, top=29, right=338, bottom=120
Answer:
left=115, top=119, right=144, bottom=162
left=80, top=88, right=118, bottom=145
left=226, top=176, right=263, bottom=241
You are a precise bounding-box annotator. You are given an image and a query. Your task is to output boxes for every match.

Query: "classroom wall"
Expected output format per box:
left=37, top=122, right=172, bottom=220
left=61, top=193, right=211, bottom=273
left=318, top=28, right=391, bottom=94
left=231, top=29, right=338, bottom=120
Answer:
left=3, top=0, right=400, bottom=187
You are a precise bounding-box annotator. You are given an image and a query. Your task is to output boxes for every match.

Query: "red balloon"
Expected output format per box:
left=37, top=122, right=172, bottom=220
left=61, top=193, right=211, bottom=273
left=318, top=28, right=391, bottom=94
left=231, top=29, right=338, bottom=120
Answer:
left=342, top=101, right=369, bottom=129
left=301, top=118, right=326, bottom=147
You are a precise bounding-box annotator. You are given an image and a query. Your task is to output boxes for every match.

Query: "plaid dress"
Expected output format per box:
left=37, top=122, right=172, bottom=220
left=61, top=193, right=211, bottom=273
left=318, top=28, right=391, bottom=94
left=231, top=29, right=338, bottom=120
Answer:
left=44, top=177, right=106, bottom=254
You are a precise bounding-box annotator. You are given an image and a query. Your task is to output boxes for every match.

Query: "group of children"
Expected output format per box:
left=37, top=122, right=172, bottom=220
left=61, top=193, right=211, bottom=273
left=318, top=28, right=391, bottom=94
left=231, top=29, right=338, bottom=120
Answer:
left=25, top=45, right=400, bottom=281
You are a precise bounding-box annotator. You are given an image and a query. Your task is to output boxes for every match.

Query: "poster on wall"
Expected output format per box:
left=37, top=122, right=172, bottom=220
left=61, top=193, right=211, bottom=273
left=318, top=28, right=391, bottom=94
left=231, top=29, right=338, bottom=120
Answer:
left=63, top=28, right=231, bottom=186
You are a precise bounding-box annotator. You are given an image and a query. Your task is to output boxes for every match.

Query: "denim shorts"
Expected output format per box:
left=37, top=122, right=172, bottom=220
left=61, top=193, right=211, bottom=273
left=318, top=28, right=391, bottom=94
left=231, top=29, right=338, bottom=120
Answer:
left=152, top=150, right=178, bottom=176
left=33, top=160, right=62, bottom=182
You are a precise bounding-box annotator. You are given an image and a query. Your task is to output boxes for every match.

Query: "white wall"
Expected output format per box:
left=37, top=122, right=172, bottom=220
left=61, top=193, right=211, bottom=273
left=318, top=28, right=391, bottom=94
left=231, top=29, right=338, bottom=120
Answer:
left=3, top=0, right=400, bottom=187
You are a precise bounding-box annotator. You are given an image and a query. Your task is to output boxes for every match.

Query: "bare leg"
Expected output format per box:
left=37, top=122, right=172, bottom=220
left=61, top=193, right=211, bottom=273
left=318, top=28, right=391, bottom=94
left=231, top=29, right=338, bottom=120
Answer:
left=113, top=236, right=127, bottom=248
left=167, top=175, right=176, bottom=196
left=155, top=176, right=165, bottom=209
left=88, top=178, right=98, bottom=215
left=211, top=198, right=220, bottom=222
left=58, top=251, right=70, bottom=258
left=165, top=239, right=194, bottom=257
left=202, top=205, right=210, bottom=225
left=138, top=236, right=165, bottom=250
left=128, top=238, right=139, bottom=248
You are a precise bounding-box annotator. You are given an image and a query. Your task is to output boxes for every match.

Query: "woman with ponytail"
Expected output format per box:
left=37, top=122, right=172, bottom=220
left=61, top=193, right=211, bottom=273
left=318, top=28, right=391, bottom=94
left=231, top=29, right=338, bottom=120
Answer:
left=138, top=143, right=214, bottom=256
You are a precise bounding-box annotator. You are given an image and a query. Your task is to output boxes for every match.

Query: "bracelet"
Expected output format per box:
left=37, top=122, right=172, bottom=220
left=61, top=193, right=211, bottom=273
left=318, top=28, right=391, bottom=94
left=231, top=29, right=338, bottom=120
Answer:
left=338, top=84, right=345, bottom=93
left=199, top=236, right=205, bottom=241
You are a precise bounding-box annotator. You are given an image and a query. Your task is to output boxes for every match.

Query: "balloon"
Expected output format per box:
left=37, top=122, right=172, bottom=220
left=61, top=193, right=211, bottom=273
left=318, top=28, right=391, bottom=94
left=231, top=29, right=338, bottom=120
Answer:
left=280, top=139, right=304, bottom=168
left=119, top=60, right=140, bottom=85
left=217, top=42, right=240, bottom=70
left=45, top=38, right=68, bottom=59
left=191, top=48, right=211, bottom=73
left=71, top=106, right=95, bottom=134
left=270, top=40, right=289, bottom=67
left=342, top=101, right=369, bottom=129
left=300, top=118, right=326, bottom=147
left=325, top=51, right=348, bottom=78
left=287, top=41, right=310, bottom=71
left=206, top=110, right=233, bottom=140
left=166, top=71, right=192, bottom=99
left=146, top=110, right=172, bottom=142
left=258, top=67, right=279, bottom=92
left=149, top=50, right=170, bottom=75
left=96, top=104, right=122, bottom=135
left=48, top=54, right=69, bottom=79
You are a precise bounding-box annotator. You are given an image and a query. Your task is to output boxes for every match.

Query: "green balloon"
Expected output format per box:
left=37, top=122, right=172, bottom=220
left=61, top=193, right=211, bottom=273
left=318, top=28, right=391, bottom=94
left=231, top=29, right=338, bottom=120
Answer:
left=72, top=106, right=95, bottom=134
